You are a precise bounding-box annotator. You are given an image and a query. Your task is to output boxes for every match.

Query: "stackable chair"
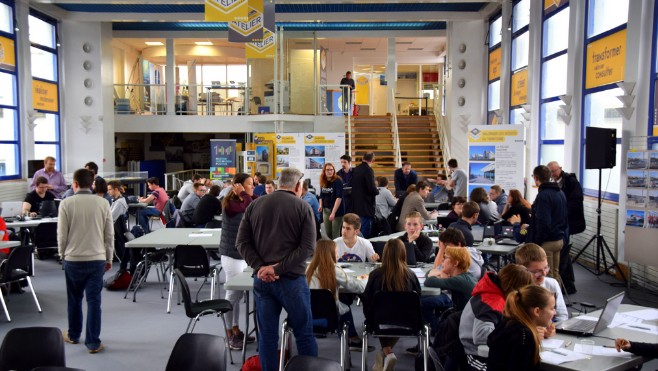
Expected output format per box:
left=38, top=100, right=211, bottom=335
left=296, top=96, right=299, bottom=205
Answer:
left=283, top=355, right=342, bottom=371
left=0, top=327, right=65, bottom=370
left=0, top=245, right=42, bottom=322
left=165, top=333, right=227, bottom=371
left=167, top=245, right=218, bottom=313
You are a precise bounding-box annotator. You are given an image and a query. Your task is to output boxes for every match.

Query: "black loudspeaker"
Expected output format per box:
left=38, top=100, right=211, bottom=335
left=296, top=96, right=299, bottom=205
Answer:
left=585, top=126, right=616, bottom=169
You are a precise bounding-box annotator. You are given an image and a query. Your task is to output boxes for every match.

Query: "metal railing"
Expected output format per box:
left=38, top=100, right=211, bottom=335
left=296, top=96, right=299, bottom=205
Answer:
left=390, top=89, right=402, bottom=168
left=164, top=169, right=211, bottom=191
left=433, top=85, right=450, bottom=172
left=318, top=84, right=353, bottom=155
left=114, top=84, right=166, bottom=115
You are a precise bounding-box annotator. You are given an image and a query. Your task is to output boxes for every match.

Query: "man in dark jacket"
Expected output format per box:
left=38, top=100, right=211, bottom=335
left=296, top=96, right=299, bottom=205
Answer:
left=527, top=165, right=568, bottom=287
left=393, top=162, right=418, bottom=198
left=348, top=152, right=379, bottom=238
left=548, top=161, right=585, bottom=294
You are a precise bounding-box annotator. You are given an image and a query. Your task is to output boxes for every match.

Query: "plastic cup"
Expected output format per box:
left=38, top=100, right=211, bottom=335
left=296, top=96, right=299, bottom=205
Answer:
left=580, top=339, right=595, bottom=355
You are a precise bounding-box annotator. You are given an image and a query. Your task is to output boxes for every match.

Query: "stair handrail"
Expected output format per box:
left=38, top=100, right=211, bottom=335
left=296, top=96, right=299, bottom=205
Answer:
left=390, top=89, right=402, bottom=168
left=433, top=84, right=450, bottom=173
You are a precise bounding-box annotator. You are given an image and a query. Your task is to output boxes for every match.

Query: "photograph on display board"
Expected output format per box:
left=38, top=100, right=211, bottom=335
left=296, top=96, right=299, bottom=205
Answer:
left=649, top=191, right=658, bottom=209
left=256, top=144, right=273, bottom=176
left=277, top=156, right=290, bottom=167
left=469, top=162, right=495, bottom=184
left=650, top=152, right=658, bottom=169
left=306, top=157, right=325, bottom=170
left=469, top=146, right=496, bottom=161
left=277, top=146, right=290, bottom=156
left=257, top=145, right=270, bottom=162
left=627, top=152, right=648, bottom=169
left=648, top=211, right=658, bottom=228
left=626, top=189, right=646, bottom=208
left=305, top=145, right=326, bottom=157
left=626, top=210, right=645, bottom=227
left=627, top=170, right=647, bottom=188
left=650, top=172, right=658, bottom=188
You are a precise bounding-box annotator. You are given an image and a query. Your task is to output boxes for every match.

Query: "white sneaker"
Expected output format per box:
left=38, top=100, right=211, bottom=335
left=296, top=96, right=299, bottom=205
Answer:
left=383, top=352, right=397, bottom=371
left=372, top=351, right=384, bottom=371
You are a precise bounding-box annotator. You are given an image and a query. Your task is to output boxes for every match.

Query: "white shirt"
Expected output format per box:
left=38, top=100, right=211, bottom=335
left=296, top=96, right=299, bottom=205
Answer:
left=542, top=277, right=569, bottom=321
left=177, top=181, right=194, bottom=201
left=334, top=236, right=377, bottom=262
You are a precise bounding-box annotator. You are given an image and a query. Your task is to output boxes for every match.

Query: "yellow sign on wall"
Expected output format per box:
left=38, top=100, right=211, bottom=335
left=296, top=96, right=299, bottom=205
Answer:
left=205, top=0, right=248, bottom=22
left=511, top=68, right=528, bottom=107
left=0, top=36, right=16, bottom=71
left=586, top=29, right=626, bottom=90
left=32, top=80, right=58, bottom=112
left=488, top=47, right=501, bottom=81
left=544, top=0, right=568, bottom=15
left=355, top=75, right=369, bottom=105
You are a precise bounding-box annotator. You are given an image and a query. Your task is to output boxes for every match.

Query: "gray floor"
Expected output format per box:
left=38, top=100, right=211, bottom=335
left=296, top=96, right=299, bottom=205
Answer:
left=0, top=257, right=657, bottom=371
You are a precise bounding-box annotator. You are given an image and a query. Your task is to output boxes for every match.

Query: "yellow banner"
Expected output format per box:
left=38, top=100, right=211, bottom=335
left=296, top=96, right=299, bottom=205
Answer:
left=544, top=0, right=568, bottom=14
left=32, top=80, right=58, bottom=112
left=468, top=128, right=520, bottom=143
left=246, top=28, right=275, bottom=59
left=510, top=68, right=528, bottom=107
left=205, top=0, right=248, bottom=22
left=355, top=75, right=369, bottom=105
left=0, top=36, right=16, bottom=71
left=488, top=47, right=501, bottom=81
left=586, top=29, right=626, bottom=89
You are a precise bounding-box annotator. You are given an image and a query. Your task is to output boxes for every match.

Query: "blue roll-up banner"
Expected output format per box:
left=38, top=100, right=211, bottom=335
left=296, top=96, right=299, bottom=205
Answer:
left=210, top=139, right=237, bottom=181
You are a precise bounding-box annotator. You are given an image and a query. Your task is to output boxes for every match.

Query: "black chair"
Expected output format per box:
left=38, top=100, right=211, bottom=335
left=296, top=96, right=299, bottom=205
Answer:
left=165, top=333, right=227, bottom=371
left=124, top=248, right=169, bottom=302
left=31, top=368, right=85, bottom=371
left=372, top=241, right=386, bottom=259
left=0, top=327, right=65, bottom=370
left=437, top=203, right=451, bottom=211
left=204, top=220, right=222, bottom=229
left=283, top=355, right=342, bottom=371
left=0, top=245, right=42, bottom=322
left=173, top=268, right=234, bottom=364
left=361, top=291, right=429, bottom=371
left=436, top=216, right=457, bottom=230
left=167, top=245, right=218, bottom=313
left=34, top=222, right=58, bottom=260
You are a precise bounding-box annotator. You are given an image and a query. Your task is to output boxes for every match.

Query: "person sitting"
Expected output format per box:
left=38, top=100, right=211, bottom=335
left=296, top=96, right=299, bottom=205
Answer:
left=425, top=174, right=451, bottom=203
left=459, top=264, right=534, bottom=370
left=375, top=176, right=396, bottom=220
left=264, top=180, right=276, bottom=195
left=23, top=176, right=56, bottom=216
left=334, top=213, right=379, bottom=262
left=389, top=184, right=415, bottom=231
left=137, top=177, right=170, bottom=233
left=515, top=243, right=568, bottom=325
left=253, top=175, right=267, bottom=196
left=488, top=185, right=508, bottom=216
left=177, top=174, right=205, bottom=202
left=487, top=285, right=555, bottom=371
left=615, top=338, right=658, bottom=358
left=394, top=162, right=418, bottom=198
left=397, top=211, right=433, bottom=264
left=396, top=181, right=438, bottom=232
left=362, top=239, right=422, bottom=371
left=306, top=240, right=369, bottom=351
left=443, top=196, right=466, bottom=226
left=219, top=179, right=233, bottom=199
left=93, top=177, right=113, bottom=205
left=433, top=227, right=483, bottom=280
left=179, top=183, right=206, bottom=226
left=192, top=185, right=222, bottom=226
left=448, top=201, right=480, bottom=247
left=470, top=187, right=500, bottom=225
left=500, top=189, right=532, bottom=226
left=0, top=216, right=10, bottom=259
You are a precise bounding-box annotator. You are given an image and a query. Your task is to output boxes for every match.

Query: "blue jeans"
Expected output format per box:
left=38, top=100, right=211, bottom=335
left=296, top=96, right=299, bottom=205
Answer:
left=360, top=216, right=373, bottom=239
left=64, top=260, right=105, bottom=350
left=254, top=275, right=317, bottom=371
left=139, top=207, right=161, bottom=233
left=421, top=294, right=453, bottom=334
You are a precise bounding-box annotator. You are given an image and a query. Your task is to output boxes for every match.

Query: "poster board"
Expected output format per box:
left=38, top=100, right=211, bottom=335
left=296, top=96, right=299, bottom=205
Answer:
left=209, top=139, right=237, bottom=181
left=467, top=125, right=525, bottom=197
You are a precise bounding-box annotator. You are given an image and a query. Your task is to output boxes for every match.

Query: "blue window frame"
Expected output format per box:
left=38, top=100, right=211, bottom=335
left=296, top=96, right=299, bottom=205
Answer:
left=487, top=12, right=502, bottom=125
left=509, top=0, right=529, bottom=123
left=0, top=0, right=20, bottom=180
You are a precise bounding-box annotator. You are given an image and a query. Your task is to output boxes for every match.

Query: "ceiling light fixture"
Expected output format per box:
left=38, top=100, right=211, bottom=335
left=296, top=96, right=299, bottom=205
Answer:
left=145, top=41, right=164, bottom=46
left=195, top=41, right=213, bottom=46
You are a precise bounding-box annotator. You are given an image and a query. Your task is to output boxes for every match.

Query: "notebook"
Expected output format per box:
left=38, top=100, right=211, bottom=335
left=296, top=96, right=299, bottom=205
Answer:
left=471, top=225, right=484, bottom=245
left=556, top=291, right=625, bottom=336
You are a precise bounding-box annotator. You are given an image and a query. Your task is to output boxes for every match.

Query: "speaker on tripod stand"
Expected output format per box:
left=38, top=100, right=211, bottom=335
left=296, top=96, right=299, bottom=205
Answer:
left=572, top=127, right=627, bottom=284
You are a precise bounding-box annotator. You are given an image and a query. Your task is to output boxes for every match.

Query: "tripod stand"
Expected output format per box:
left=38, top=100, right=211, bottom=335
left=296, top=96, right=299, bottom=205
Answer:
left=572, top=168, right=628, bottom=285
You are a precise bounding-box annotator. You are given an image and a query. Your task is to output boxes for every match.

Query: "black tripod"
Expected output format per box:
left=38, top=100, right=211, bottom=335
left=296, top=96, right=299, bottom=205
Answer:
left=573, top=168, right=627, bottom=285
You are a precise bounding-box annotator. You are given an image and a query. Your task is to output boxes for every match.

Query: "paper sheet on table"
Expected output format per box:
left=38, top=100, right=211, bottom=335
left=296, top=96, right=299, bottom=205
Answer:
left=573, top=344, right=633, bottom=357
left=623, top=308, right=658, bottom=321
left=540, top=349, right=588, bottom=365
left=618, top=323, right=658, bottom=334
left=342, top=269, right=355, bottom=273
left=541, top=339, right=564, bottom=348
left=198, top=229, right=217, bottom=232
left=571, top=314, right=644, bottom=328
left=188, top=233, right=212, bottom=237
left=410, top=267, right=425, bottom=278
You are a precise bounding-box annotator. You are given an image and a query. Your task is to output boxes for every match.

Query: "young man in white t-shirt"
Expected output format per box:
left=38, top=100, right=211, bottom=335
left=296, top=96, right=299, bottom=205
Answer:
left=334, top=213, right=379, bottom=263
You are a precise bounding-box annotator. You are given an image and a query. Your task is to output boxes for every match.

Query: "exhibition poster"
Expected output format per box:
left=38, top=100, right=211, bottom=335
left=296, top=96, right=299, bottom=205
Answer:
left=209, top=139, right=237, bottom=181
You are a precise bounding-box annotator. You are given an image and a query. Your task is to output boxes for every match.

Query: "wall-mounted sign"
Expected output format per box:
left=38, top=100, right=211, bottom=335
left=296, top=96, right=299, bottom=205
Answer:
left=585, top=28, right=626, bottom=90
left=205, top=0, right=248, bottom=22
left=0, top=36, right=16, bottom=72
left=32, top=79, right=58, bottom=112
left=488, top=47, right=501, bottom=81
left=510, top=68, right=528, bottom=107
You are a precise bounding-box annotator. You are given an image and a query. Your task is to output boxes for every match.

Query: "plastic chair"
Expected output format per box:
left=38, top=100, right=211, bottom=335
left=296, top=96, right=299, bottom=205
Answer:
left=34, top=222, right=58, bottom=260
left=173, top=268, right=234, bottom=364
left=165, top=333, right=227, bottom=371
left=167, top=245, right=218, bottom=313
left=31, top=368, right=85, bottom=371
left=124, top=248, right=169, bottom=302
left=0, top=327, right=65, bottom=370
left=361, top=291, right=430, bottom=371
left=283, top=355, right=341, bottom=371
left=0, top=245, right=42, bottom=322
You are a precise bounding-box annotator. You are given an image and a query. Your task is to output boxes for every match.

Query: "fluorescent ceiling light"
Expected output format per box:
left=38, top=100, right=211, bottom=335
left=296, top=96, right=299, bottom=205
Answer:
left=145, top=41, right=163, bottom=46
left=396, top=41, right=413, bottom=45
left=195, top=41, right=213, bottom=46
left=346, top=41, right=363, bottom=45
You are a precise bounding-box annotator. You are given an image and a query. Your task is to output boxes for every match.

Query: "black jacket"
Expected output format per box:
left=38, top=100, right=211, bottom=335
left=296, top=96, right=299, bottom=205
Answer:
left=628, top=341, right=658, bottom=358
left=527, top=182, right=568, bottom=245
left=349, top=162, right=379, bottom=217
left=448, top=219, right=474, bottom=247
left=559, top=171, right=586, bottom=234
left=487, top=318, right=540, bottom=371
left=398, top=232, right=434, bottom=263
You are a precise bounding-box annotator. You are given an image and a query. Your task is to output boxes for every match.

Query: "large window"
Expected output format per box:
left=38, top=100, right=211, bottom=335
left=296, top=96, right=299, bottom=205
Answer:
left=509, top=0, right=529, bottom=125
left=487, top=13, right=502, bottom=125
left=29, top=10, right=60, bottom=167
left=0, top=0, right=19, bottom=179
left=538, top=2, right=570, bottom=166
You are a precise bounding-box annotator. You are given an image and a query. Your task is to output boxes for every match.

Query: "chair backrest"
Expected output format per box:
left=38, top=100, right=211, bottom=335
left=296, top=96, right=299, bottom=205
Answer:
left=173, top=245, right=210, bottom=277
left=437, top=203, right=451, bottom=211
left=204, top=220, right=222, bottom=229
left=370, top=291, right=423, bottom=336
left=310, top=289, right=340, bottom=334
left=2, top=245, right=33, bottom=282
left=0, top=327, right=66, bottom=371
left=34, top=222, right=58, bottom=249
left=283, top=355, right=341, bottom=371
left=114, top=214, right=128, bottom=245
left=165, top=333, right=226, bottom=371
left=174, top=268, right=197, bottom=319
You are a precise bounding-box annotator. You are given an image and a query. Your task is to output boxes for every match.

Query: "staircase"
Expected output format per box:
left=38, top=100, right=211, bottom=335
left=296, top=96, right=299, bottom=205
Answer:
left=345, top=115, right=397, bottom=181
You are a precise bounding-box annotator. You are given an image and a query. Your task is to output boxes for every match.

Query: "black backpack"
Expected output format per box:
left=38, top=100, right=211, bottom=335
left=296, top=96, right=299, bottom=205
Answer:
left=432, top=309, right=465, bottom=371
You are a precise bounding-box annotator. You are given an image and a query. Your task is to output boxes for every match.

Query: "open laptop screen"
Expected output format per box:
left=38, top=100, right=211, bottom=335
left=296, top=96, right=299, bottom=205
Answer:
left=471, top=225, right=484, bottom=243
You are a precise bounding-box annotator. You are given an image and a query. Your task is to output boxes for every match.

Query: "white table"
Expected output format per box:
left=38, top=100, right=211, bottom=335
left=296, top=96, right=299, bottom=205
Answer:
left=5, top=217, right=58, bottom=229
left=0, top=241, right=20, bottom=249
left=125, top=228, right=221, bottom=249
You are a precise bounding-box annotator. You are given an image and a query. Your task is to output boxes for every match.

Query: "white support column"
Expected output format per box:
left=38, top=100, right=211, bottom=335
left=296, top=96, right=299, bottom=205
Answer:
left=165, top=38, right=175, bottom=115
left=386, top=37, right=397, bottom=115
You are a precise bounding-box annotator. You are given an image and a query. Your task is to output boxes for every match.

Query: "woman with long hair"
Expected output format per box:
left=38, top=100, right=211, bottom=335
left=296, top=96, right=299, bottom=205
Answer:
left=218, top=173, right=258, bottom=350
left=363, top=239, right=422, bottom=371
left=319, top=162, right=344, bottom=239
left=306, top=240, right=366, bottom=347
left=487, top=285, right=556, bottom=371
left=469, top=187, right=499, bottom=224
left=501, top=189, right=532, bottom=225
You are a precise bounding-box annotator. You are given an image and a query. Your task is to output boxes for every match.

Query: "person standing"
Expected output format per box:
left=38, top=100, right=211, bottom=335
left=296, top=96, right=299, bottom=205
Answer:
left=349, top=152, right=379, bottom=238
left=394, top=162, right=418, bottom=198
left=547, top=161, right=585, bottom=295
left=30, top=156, right=67, bottom=198
left=58, top=169, right=113, bottom=353
left=340, top=71, right=355, bottom=115
left=447, top=158, right=468, bottom=199
left=318, top=162, right=344, bottom=239
left=107, top=181, right=135, bottom=274
left=236, top=168, right=317, bottom=371
left=337, top=154, right=353, bottom=214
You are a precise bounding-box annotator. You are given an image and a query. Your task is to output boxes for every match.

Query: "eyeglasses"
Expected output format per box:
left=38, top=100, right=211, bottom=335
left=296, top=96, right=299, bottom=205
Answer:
left=298, top=173, right=305, bottom=183
left=528, top=266, right=550, bottom=277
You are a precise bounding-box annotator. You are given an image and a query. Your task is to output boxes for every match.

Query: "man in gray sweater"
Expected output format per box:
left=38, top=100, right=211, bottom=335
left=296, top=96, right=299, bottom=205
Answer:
left=58, top=168, right=114, bottom=354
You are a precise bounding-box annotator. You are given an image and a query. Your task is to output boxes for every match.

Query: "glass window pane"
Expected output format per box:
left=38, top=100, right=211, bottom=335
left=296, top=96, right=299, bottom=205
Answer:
left=489, top=16, right=502, bottom=47
left=28, top=15, right=55, bottom=48
left=583, top=143, right=622, bottom=195
left=541, top=101, right=566, bottom=140
left=583, top=88, right=624, bottom=137
left=0, top=2, right=12, bottom=34
left=513, top=0, right=530, bottom=32
left=510, top=107, right=524, bottom=124
left=543, top=7, right=570, bottom=57
left=30, top=47, right=57, bottom=81
left=541, top=54, right=567, bottom=98
left=0, top=72, right=16, bottom=106
left=488, top=80, right=500, bottom=111
left=34, top=143, right=59, bottom=164
left=33, top=113, right=59, bottom=142
left=587, top=0, right=629, bottom=38
left=0, top=143, right=19, bottom=177
left=540, top=144, right=565, bottom=167
left=511, top=31, right=529, bottom=71
left=0, top=108, right=17, bottom=141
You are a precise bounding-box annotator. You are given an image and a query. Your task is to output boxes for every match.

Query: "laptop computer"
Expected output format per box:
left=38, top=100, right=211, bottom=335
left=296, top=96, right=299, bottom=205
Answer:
left=496, top=226, right=520, bottom=246
left=1, top=201, right=23, bottom=218
left=556, top=291, right=625, bottom=336
left=471, top=225, right=484, bottom=246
